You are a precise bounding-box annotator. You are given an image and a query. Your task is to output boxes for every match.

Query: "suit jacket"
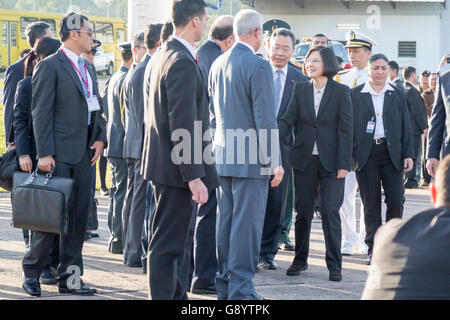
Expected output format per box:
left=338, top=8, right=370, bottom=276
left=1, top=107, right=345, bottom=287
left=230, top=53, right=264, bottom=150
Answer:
left=123, top=53, right=151, bottom=160
left=13, top=77, right=36, bottom=158
left=404, top=81, right=428, bottom=136
left=104, top=65, right=129, bottom=158
left=276, top=65, right=307, bottom=170
left=362, top=207, right=450, bottom=299
left=279, top=79, right=353, bottom=173
left=141, top=38, right=219, bottom=190
left=197, top=40, right=222, bottom=88
left=3, top=57, right=26, bottom=144
left=31, top=49, right=107, bottom=164
left=351, top=83, right=414, bottom=172
left=392, top=78, right=405, bottom=93
left=209, top=42, right=280, bottom=179
left=427, top=71, right=450, bottom=159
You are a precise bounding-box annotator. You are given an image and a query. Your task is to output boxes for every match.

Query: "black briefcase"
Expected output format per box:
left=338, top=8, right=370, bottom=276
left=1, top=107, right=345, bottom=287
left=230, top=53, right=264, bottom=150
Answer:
left=11, top=167, right=76, bottom=235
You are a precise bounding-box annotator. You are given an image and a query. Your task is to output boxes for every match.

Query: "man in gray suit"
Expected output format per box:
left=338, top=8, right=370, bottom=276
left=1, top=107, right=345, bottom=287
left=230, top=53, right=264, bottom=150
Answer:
left=122, top=25, right=162, bottom=267
left=209, top=9, right=284, bottom=300
left=105, top=43, right=133, bottom=254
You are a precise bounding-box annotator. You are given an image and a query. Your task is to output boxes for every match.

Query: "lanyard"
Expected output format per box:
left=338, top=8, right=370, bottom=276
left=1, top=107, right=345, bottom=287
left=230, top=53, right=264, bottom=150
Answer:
left=61, top=49, right=91, bottom=96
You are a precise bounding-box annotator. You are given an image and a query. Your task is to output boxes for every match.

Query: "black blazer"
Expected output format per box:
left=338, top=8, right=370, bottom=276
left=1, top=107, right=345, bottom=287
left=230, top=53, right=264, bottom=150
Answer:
left=352, top=83, right=414, bottom=172
left=13, top=77, right=36, bottom=158
left=277, top=66, right=307, bottom=170
left=392, top=78, right=405, bottom=93
left=404, top=81, right=428, bottom=136
left=279, top=79, right=353, bottom=173
left=141, top=38, right=219, bottom=190
left=31, top=49, right=107, bottom=164
left=3, top=57, right=26, bottom=144
left=197, top=40, right=222, bottom=89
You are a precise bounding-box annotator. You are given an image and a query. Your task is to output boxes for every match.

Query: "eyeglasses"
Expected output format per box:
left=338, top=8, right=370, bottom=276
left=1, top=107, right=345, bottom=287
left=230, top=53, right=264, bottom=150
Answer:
left=305, top=59, right=322, bottom=65
left=76, top=29, right=94, bottom=37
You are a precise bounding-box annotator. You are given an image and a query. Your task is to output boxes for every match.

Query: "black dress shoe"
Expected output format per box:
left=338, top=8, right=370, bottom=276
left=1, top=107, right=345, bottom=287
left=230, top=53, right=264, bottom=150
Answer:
left=286, top=262, right=308, bottom=276
left=366, top=254, right=372, bottom=265
left=261, top=260, right=277, bottom=270
left=279, top=241, right=295, bottom=251
left=329, top=270, right=342, bottom=281
left=23, top=278, right=41, bottom=297
left=40, top=270, right=57, bottom=285
left=86, top=231, right=99, bottom=238
left=84, top=233, right=92, bottom=241
left=191, top=286, right=216, bottom=294
left=58, top=280, right=97, bottom=295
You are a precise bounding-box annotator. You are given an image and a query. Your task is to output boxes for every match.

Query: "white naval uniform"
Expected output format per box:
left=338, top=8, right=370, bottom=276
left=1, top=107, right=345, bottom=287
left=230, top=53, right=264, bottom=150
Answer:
left=335, top=67, right=369, bottom=254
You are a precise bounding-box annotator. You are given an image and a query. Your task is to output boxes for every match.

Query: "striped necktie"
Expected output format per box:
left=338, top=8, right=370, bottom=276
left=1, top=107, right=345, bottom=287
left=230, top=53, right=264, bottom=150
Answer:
left=78, top=58, right=91, bottom=125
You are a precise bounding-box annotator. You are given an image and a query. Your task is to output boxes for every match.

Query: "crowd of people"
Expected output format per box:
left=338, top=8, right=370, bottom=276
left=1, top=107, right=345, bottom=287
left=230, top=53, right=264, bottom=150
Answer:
left=2, top=0, right=449, bottom=300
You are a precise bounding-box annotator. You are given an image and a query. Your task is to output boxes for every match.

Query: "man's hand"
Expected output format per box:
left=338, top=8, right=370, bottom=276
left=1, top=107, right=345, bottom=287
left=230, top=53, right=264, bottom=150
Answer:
left=404, top=158, right=414, bottom=173
left=426, top=158, right=439, bottom=177
left=423, top=128, right=429, bottom=139
left=38, top=155, right=55, bottom=172
left=188, top=179, right=208, bottom=205
left=271, top=166, right=284, bottom=188
left=19, top=155, right=33, bottom=173
left=337, top=169, right=349, bottom=179
left=90, top=141, right=105, bottom=166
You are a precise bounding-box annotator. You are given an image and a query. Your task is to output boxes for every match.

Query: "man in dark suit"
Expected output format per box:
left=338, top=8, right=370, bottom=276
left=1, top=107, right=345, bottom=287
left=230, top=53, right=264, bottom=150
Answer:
left=104, top=43, right=133, bottom=254
left=190, top=15, right=234, bottom=294
left=22, top=12, right=107, bottom=297
left=3, top=21, right=51, bottom=146
left=426, top=70, right=450, bottom=177
left=141, top=0, right=219, bottom=300
left=362, top=154, right=450, bottom=299
left=352, top=54, right=414, bottom=264
left=259, top=28, right=307, bottom=270
left=121, top=24, right=163, bottom=268
left=403, top=66, right=428, bottom=189
left=388, top=60, right=404, bottom=92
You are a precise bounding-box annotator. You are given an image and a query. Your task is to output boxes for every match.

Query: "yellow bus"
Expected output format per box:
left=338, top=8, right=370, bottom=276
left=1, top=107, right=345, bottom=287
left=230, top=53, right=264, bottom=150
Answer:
left=0, top=9, right=127, bottom=71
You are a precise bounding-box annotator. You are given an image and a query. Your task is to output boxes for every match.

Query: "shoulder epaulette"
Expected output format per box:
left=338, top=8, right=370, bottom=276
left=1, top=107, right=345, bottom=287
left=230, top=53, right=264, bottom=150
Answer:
left=289, top=60, right=303, bottom=70
left=337, top=69, right=351, bottom=75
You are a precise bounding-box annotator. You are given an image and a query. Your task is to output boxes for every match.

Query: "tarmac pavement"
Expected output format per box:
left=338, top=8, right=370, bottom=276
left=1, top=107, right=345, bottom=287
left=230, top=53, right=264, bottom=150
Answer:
left=0, top=188, right=433, bottom=300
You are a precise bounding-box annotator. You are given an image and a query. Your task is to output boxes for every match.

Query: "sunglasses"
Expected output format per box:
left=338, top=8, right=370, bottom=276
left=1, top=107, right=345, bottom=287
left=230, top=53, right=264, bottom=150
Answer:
left=206, top=0, right=222, bottom=10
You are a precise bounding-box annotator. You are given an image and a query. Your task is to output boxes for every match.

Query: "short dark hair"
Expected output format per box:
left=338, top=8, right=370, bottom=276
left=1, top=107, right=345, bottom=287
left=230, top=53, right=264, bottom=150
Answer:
left=161, top=20, right=174, bottom=43
left=19, top=49, right=31, bottom=59
left=271, top=28, right=296, bottom=48
left=369, top=53, right=389, bottom=64
left=59, top=12, right=90, bottom=42
left=25, top=37, right=61, bottom=77
left=403, top=66, right=416, bottom=80
left=145, top=23, right=164, bottom=50
left=133, top=31, right=145, bottom=48
left=388, top=60, right=400, bottom=72
left=210, top=23, right=233, bottom=41
left=313, top=33, right=327, bottom=39
left=172, top=0, right=207, bottom=28
left=25, top=21, right=50, bottom=48
left=303, top=46, right=340, bottom=79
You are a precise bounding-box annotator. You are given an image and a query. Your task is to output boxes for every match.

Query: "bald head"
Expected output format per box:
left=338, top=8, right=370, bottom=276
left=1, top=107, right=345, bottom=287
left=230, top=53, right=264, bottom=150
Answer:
left=209, top=15, right=235, bottom=52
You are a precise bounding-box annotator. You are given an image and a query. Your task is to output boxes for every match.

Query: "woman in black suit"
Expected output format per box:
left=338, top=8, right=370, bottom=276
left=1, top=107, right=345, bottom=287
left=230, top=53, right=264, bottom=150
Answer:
left=279, top=46, right=353, bottom=281
left=13, top=37, right=61, bottom=292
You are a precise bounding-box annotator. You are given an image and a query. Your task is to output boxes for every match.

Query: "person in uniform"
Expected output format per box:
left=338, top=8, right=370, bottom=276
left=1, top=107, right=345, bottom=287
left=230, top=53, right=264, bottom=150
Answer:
left=104, top=42, right=133, bottom=254
left=352, top=53, right=414, bottom=265
left=335, top=30, right=375, bottom=256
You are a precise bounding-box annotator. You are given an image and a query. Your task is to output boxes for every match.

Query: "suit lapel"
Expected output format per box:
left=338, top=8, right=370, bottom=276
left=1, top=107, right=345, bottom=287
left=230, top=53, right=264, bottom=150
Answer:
left=58, top=50, right=86, bottom=98
left=383, top=89, right=395, bottom=117
left=85, top=62, right=99, bottom=97
left=361, top=91, right=376, bottom=117
left=305, top=81, right=316, bottom=120
left=316, top=80, right=334, bottom=120
left=278, top=68, right=296, bottom=119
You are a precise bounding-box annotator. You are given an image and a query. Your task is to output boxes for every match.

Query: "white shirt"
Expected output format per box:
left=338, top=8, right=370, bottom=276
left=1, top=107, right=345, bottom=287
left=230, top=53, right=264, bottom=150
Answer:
left=172, top=35, right=196, bottom=60
left=390, top=77, right=400, bottom=85
left=361, top=81, right=395, bottom=140
left=312, top=82, right=327, bottom=155
left=237, top=41, right=255, bottom=54
left=271, top=63, right=288, bottom=115
left=336, top=67, right=368, bottom=89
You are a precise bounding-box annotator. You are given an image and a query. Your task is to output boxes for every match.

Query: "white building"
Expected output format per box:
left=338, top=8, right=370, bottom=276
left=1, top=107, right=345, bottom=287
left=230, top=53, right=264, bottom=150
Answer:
left=240, top=0, right=450, bottom=73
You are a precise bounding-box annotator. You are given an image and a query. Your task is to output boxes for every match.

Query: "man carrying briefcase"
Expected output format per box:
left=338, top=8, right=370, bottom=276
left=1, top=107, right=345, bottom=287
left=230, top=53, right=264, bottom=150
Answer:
left=21, top=13, right=107, bottom=297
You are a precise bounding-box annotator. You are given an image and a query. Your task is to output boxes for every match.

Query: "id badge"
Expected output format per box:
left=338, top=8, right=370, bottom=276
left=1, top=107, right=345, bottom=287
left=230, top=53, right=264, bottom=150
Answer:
left=366, top=121, right=375, bottom=134
left=87, top=95, right=101, bottom=112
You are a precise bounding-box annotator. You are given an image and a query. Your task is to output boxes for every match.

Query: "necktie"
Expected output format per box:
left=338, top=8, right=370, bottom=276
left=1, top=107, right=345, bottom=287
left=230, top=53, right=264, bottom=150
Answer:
left=78, top=58, right=91, bottom=125
left=274, top=69, right=283, bottom=116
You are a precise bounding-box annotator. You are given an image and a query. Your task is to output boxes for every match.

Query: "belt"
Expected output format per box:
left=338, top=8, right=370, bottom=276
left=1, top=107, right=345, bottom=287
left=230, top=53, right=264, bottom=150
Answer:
left=373, top=138, right=386, bottom=145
